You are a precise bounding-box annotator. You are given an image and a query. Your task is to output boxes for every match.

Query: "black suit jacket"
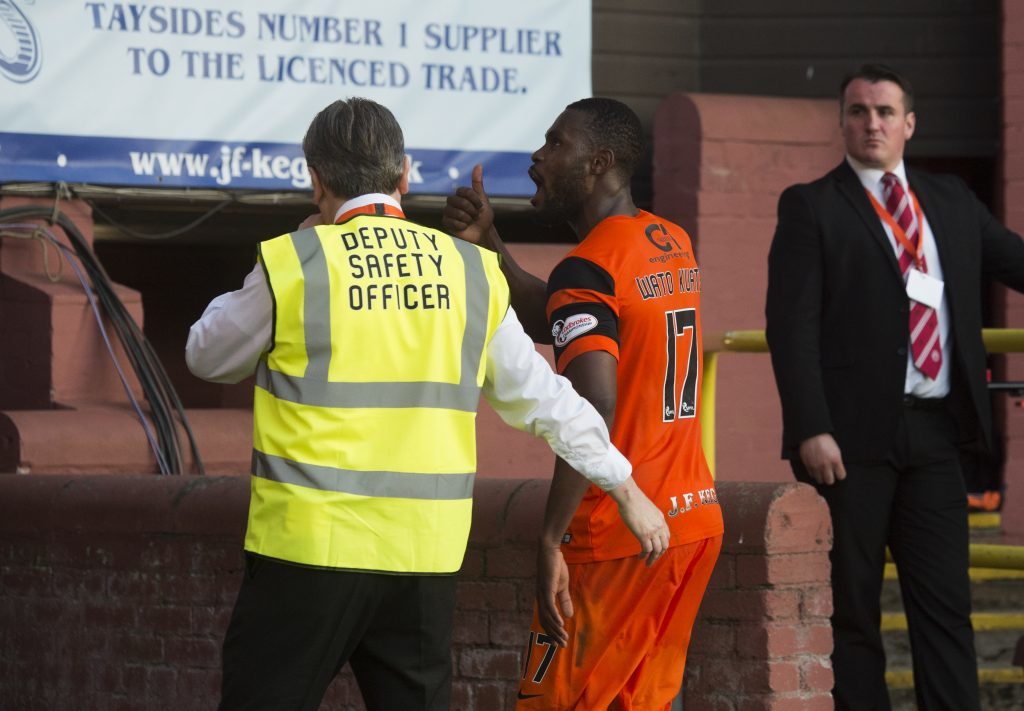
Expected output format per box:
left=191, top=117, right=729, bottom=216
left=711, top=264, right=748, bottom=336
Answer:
left=766, top=160, right=1024, bottom=462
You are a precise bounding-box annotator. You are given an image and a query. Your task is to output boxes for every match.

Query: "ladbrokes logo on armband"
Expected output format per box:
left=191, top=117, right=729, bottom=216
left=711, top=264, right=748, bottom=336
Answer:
left=551, top=313, right=598, bottom=347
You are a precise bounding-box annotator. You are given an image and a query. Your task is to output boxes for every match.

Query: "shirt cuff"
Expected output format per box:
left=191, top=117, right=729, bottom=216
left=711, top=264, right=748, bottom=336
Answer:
left=562, top=444, right=632, bottom=492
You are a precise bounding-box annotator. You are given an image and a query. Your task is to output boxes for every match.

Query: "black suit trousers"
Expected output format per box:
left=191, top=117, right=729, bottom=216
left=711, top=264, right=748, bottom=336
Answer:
left=793, top=401, right=980, bottom=711
left=219, top=554, right=457, bottom=711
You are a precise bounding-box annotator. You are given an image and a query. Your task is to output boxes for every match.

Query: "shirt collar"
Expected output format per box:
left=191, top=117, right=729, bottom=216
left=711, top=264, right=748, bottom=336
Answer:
left=846, top=154, right=908, bottom=194
left=332, top=193, right=403, bottom=222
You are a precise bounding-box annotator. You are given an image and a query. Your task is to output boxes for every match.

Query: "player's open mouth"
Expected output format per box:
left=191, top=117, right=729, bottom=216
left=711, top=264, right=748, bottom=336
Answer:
left=528, top=165, right=544, bottom=206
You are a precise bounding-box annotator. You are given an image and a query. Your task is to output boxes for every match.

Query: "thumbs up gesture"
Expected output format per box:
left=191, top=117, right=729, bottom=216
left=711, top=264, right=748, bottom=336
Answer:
left=443, top=163, right=494, bottom=245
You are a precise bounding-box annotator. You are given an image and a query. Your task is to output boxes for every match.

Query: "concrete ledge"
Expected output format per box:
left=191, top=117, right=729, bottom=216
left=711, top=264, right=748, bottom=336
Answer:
left=0, top=406, right=253, bottom=475
left=720, top=481, right=832, bottom=555
left=0, top=475, right=248, bottom=536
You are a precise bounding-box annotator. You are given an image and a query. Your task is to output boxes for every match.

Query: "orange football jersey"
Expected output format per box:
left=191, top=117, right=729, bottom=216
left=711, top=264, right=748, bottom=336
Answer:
left=547, top=211, right=724, bottom=563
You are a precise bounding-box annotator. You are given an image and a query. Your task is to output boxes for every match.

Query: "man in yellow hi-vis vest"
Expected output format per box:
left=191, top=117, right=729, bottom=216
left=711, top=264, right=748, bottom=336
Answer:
left=186, top=98, right=668, bottom=711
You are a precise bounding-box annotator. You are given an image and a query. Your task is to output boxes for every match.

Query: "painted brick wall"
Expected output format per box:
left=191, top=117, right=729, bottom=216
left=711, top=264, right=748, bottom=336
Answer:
left=683, top=482, right=833, bottom=710
left=1001, top=0, right=1024, bottom=538
left=0, top=475, right=831, bottom=710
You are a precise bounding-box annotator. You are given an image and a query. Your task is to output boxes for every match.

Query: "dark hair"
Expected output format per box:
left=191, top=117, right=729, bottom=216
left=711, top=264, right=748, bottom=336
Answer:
left=564, top=97, right=645, bottom=179
left=302, top=98, right=405, bottom=198
left=839, top=63, right=914, bottom=112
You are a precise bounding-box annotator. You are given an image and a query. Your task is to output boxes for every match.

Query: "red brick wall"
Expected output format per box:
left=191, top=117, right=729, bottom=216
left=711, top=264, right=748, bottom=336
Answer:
left=0, top=475, right=832, bottom=710
left=653, top=93, right=844, bottom=484
left=1002, top=0, right=1024, bottom=538
left=684, top=482, right=833, bottom=710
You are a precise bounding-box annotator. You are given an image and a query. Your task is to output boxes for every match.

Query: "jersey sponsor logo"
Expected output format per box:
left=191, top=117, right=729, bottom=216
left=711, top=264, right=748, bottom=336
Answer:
left=551, top=313, right=598, bottom=347
left=645, top=223, right=683, bottom=252
left=645, top=223, right=691, bottom=264
left=667, top=487, right=719, bottom=517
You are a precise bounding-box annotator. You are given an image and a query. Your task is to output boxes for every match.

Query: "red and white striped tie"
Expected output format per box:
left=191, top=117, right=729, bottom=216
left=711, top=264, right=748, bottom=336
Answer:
left=881, top=172, right=942, bottom=380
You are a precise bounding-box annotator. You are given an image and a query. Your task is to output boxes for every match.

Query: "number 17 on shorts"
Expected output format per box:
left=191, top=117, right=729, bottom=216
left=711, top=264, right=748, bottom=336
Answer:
left=517, top=630, right=558, bottom=704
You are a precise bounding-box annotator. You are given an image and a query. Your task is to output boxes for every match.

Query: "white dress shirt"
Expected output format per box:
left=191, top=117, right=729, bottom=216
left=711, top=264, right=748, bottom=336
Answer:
left=847, top=156, right=951, bottom=398
left=186, top=194, right=631, bottom=490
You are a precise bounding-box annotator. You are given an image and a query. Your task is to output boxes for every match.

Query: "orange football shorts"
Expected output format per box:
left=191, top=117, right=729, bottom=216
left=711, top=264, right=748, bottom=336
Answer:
left=515, top=535, right=722, bottom=711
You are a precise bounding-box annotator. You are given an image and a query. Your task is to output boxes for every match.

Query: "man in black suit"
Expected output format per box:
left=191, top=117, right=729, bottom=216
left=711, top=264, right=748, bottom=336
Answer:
left=766, top=63, right=1024, bottom=710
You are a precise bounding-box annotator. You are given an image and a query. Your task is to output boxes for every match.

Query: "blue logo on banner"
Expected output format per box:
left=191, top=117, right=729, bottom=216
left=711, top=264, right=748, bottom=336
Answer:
left=0, top=0, right=41, bottom=83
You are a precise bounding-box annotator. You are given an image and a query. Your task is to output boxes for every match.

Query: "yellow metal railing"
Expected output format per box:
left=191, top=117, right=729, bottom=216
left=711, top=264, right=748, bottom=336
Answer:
left=700, top=328, right=1024, bottom=475
left=700, top=328, right=1024, bottom=571
left=700, top=330, right=768, bottom=476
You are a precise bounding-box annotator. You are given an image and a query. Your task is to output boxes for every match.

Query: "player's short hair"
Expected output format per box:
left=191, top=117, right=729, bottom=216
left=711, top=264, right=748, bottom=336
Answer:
left=565, top=97, right=645, bottom=180
left=302, top=98, right=405, bottom=198
left=839, top=63, right=915, bottom=113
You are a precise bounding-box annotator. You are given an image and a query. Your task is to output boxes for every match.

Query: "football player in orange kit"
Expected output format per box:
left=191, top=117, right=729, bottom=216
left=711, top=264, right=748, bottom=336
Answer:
left=444, top=98, right=724, bottom=710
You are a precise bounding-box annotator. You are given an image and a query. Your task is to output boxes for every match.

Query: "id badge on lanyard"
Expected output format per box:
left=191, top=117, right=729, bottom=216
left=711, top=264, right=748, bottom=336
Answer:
left=906, top=268, right=943, bottom=309
left=866, top=187, right=944, bottom=309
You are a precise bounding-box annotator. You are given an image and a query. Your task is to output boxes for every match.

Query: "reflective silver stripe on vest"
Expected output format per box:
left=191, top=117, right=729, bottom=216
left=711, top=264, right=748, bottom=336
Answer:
left=451, top=238, right=489, bottom=387
left=291, top=228, right=332, bottom=381
left=252, top=450, right=475, bottom=500
left=263, top=227, right=492, bottom=410
left=256, top=364, right=480, bottom=411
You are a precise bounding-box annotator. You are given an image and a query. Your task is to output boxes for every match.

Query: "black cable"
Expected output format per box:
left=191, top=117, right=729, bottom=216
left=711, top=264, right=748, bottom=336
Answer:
left=87, top=198, right=234, bottom=241
left=0, top=221, right=171, bottom=471
left=0, top=206, right=205, bottom=475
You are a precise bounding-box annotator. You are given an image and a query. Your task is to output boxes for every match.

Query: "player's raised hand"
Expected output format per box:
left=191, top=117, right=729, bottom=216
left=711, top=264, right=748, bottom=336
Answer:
left=443, top=163, right=494, bottom=244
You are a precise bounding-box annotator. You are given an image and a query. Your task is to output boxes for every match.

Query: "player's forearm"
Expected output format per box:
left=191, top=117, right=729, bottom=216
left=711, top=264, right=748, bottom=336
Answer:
left=507, top=271, right=553, bottom=344
left=539, top=458, right=593, bottom=548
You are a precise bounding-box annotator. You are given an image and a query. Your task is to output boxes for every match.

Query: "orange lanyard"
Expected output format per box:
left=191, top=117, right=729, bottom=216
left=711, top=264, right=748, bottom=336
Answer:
left=865, top=188, right=926, bottom=270
left=335, top=202, right=405, bottom=223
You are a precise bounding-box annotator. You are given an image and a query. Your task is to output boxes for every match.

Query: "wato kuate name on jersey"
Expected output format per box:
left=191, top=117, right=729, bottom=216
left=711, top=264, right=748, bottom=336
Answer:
left=340, top=224, right=450, bottom=311
left=634, top=267, right=702, bottom=301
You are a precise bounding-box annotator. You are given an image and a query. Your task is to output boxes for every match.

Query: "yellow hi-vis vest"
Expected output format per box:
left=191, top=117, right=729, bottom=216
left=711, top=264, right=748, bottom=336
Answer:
left=245, top=213, right=510, bottom=574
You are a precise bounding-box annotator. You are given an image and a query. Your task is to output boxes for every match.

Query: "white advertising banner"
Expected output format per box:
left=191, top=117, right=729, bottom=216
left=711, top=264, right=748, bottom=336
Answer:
left=0, top=0, right=591, bottom=195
